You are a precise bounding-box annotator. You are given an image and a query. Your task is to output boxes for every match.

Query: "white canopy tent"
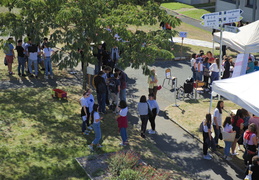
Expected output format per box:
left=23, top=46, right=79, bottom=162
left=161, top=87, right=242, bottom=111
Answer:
left=212, top=71, right=259, bottom=117
left=213, top=20, right=259, bottom=53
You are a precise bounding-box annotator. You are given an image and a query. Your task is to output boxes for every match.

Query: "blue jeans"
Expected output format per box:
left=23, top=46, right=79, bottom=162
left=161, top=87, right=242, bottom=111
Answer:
left=210, top=72, right=219, bottom=85
left=195, top=71, right=203, bottom=81
left=213, top=125, right=220, bottom=145
left=18, top=56, right=25, bottom=74
left=97, top=92, right=106, bottom=113
left=44, top=57, right=53, bottom=76
left=120, top=127, right=128, bottom=143
left=224, top=141, right=232, bottom=157
left=120, top=89, right=126, bottom=102
left=92, top=122, right=101, bottom=145
left=28, top=59, right=38, bottom=75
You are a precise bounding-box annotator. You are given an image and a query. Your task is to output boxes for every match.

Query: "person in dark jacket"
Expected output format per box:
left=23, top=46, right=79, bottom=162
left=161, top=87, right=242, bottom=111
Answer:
left=94, top=71, right=107, bottom=113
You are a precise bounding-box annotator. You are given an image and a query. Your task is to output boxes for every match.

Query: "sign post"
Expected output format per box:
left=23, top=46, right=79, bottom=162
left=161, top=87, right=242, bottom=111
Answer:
left=200, top=9, right=243, bottom=100
left=179, top=32, right=187, bottom=60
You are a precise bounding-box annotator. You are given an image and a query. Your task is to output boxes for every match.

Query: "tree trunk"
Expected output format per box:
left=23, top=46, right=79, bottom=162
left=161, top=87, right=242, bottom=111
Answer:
left=82, top=60, right=88, bottom=90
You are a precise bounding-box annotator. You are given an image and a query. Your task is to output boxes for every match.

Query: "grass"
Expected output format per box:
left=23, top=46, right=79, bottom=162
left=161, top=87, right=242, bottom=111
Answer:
left=161, top=2, right=215, bottom=10
left=165, top=99, right=245, bottom=169
left=180, top=8, right=215, bottom=20
left=0, top=82, right=186, bottom=179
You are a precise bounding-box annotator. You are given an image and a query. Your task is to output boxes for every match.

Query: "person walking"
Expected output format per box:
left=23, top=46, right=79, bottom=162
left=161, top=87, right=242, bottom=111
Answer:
left=115, top=100, right=128, bottom=146
left=28, top=43, right=40, bottom=78
left=222, top=116, right=235, bottom=160
left=88, top=104, right=103, bottom=151
left=115, top=68, right=127, bottom=102
left=147, top=93, right=160, bottom=134
left=202, top=113, right=215, bottom=160
left=147, top=69, right=158, bottom=100
left=137, top=95, right=150, bottom=138
left=213, top=100, right=224, bottom=149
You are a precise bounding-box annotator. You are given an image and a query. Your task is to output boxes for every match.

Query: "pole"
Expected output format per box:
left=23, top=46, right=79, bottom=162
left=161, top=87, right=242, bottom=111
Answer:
left=212, top=40, right=215, bottom=55
left=180, top=37, right=184, bottom=60
left=218, top=25, right=223, bottom=100
left=209, top=91, right=213, bottom=113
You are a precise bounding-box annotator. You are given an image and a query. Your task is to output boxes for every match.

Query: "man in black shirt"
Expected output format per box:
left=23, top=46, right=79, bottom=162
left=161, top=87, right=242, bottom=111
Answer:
left=16, top=40, right=26, bottom=76
left=94, top=71, right=107, bottom=113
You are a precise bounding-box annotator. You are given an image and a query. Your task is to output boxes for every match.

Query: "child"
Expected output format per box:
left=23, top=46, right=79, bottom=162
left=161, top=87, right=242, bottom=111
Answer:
left=222, top=116, right=234, bottom=160
left=202, top=113, right=215, bottom=160
left=88, top=104, right=103, bottom=151
left=115, top=100, right=128, bottom=146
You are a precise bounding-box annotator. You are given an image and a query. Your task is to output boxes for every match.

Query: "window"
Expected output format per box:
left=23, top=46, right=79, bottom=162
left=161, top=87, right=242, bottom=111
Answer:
left=220, top=0, right=236, bottom=4
left=247, top=0, right=254, bottom=7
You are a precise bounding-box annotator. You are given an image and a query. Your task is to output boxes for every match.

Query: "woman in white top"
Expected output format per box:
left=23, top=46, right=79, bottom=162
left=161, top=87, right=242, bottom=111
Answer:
left=209, top=58, right=224, bottom=85
left=213, top=100, right=224, bottom=148
left=202, top=113, right=214, bottom=160
left=88, top=104, right=103, bottom=151
left=43, top=43, right=55, bottom=79
left=223, top=117, right=234, bottom=160
left=85, top=88, right=95, bottom=125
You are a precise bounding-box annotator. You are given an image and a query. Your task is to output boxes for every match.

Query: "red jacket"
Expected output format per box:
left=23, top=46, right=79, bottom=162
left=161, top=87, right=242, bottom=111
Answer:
left=117, top=116, right=128, bottom=128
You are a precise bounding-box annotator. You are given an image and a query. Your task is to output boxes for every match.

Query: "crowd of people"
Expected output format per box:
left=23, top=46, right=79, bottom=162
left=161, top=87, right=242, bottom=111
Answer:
left=201, top=100, right=259, bottom=179
left=190, top=50, right=259, bottom=93
left=4, top=37, right=55, bottom=79
left=79, top=63, right=160, bottom=150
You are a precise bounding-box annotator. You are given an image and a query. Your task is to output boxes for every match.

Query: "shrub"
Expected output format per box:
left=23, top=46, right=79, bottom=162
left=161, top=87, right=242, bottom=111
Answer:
left=107, top=150, right=140, bottom=176
left=117, top=169, right=141, bottom=180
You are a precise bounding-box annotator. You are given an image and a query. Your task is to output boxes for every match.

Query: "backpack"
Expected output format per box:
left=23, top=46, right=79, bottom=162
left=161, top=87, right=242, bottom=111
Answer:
left=109, top=78, right=117, bottom=93
left=199, top=121, right=204, bottom=132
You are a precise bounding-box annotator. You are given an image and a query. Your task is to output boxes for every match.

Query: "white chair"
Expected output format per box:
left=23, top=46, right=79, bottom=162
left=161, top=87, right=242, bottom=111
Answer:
left=162, top=68, right=177, bottom=88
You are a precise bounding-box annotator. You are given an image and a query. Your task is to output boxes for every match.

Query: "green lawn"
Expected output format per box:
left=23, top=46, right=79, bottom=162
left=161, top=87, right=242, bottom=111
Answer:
left=180, top=8, right=215, bottom=20
left=161, top=2, right=215, bottom=10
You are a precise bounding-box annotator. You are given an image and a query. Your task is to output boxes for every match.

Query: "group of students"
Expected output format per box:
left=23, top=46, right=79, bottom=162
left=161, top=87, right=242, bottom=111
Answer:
left=201, top=100, right=259, bottom=179
left=190, top=50, right=259, bottom=92
left=4, top=37, right=55, bottom=79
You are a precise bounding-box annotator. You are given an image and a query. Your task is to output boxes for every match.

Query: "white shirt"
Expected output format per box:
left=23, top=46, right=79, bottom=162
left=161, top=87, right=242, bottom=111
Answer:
left=120, top=107, right=128, bottom=117
left=86, top=94, right=94, bottom=113
left=203, top=121, right=211, bottom=133
left=190, top=58, right=195, bottom=67
left=29, top=51, right=39, bottom=60
left=43, top=48, right=54, bottom=57
left=209, top=63, right=224, bottom=72
left=80, top=97, right=88, bottom=107
left=93, top=112, right=100, bottom=123
left=223, top=123, right=233, bottom=133
left=213, top=108, right=222, bottom=126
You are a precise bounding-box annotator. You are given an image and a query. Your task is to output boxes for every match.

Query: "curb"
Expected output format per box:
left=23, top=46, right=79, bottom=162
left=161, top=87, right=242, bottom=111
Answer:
left=164, top=105, right=244, bottom=175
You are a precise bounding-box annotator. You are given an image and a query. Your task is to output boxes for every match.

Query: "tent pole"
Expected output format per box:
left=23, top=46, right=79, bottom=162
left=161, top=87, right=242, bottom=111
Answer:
left=209, top=91, right=213, bottom=113
left=218, top=26, right=223, bottom=100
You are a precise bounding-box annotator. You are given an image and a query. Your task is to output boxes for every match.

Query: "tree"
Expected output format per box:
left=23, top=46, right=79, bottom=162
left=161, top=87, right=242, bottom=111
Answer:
left=0, top=0, right=181, bottom=89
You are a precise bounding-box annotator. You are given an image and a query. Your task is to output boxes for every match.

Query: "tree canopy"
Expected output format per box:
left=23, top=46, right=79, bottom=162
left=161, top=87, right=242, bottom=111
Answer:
left=0, top=0, right=181, bottom=77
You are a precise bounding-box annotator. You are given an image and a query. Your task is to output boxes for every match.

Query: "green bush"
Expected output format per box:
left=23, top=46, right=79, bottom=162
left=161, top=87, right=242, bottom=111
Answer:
left=107, top=150, right=140, bottom=176
left=117, top=169, right=141, bottom=180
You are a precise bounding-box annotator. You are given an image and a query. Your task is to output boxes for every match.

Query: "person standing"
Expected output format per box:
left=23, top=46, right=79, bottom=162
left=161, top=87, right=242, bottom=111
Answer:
left=194, top=55, right=203, bottom=82
left=203, top=57, right=210, bottom=90
left=137, top=95, right=150, bottom=138
left=222, top=117, right=234, bottom=160
left=246, top=58, right=254, bottom=74
left=202, top=113, right=214, bottom=160
left=109, top=73, right=120, bottom=113
left=28, top=43, right=40, bottom=78
left=222, top=56, right=230, bottom=79
left=85, top=88, right=95, bottom=125
left=190, top=53, right=196, bottom=81
left=94, top=71, right=107, bottom=113
left=213, top=100, right=224, bottom=149
left=243, top=123, right=257, bottom=165
left=147, top=93, right=160, bottom=134
left=115, top=68, right=127, bottom=102
left=231, top=109, right=244, bottom=156
left=147, top=69, right=158, bottom=100
left=115, top=100, right=128, bottom=146
left=88, top=104, right=103, bottom=151
left=42, top=43, right=55, bottom=79
left=15, top=40, right=26, bottom=76
left=95, top=44, right=103, bottom=74
left=4, top=37, right=16, bottom=75
left=80, top=92, right=90, bottom=135
left=209, top=58, right=224, bottom=85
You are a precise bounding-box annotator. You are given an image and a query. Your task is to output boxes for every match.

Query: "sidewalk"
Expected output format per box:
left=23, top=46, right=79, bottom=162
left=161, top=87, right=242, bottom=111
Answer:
left=173, top=37, right=219, bottom=48
left=124, top=61, right=243, bottom=180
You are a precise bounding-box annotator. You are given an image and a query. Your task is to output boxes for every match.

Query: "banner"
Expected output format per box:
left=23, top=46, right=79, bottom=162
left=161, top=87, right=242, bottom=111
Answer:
left=232, top=53, right=248, bottom=78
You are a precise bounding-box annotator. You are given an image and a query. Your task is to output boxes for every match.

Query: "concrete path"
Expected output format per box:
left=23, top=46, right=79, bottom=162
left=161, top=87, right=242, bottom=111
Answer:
left=173, top=37, right=219, bottom=48
left=124, top=60, right=243, bottom=180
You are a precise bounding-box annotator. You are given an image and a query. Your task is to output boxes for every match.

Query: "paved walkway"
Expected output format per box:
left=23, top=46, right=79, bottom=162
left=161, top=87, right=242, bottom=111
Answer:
left=173, top=37, right=219, bottom=48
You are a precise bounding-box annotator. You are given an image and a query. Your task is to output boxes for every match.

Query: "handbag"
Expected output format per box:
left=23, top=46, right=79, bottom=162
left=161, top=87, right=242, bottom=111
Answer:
left=147, top=103, right=153, bottom=117
left=221, top=130, right=236, bottom=142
